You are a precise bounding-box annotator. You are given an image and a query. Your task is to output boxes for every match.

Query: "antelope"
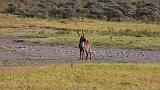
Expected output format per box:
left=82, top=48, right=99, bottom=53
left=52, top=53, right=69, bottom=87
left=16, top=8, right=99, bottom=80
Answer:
left=77, top=30, right=92, bottom=61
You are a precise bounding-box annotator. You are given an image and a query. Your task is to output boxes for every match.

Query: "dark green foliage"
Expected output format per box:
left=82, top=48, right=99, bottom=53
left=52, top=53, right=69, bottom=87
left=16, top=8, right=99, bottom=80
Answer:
left=3, top=4, right=16, bottom=14
left=1, top=0, right=160, bottom=22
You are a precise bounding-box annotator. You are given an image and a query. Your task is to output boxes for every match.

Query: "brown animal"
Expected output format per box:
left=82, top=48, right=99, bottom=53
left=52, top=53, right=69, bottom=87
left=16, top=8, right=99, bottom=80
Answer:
left=77, top=30, right=92, bottom=61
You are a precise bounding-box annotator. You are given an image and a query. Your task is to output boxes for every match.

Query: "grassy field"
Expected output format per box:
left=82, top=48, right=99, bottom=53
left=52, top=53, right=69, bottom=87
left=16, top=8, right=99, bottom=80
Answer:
left=1, top=28, right=160, bottom=50
left=0, top=14, right=160, bottom=50
left=0, top=64, right=160, bottom=90
left=0, top=14, right=160, bottom=90
left=0, top=14, right=160, bottom=31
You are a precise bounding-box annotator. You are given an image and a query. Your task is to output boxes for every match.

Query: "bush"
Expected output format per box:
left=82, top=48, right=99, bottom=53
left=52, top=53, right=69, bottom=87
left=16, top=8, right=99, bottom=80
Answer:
left=4, top=4, right=16, bottom=14
left=103, top=7, right=124, bottom=19
left=1, top=0, right=160, bottom=22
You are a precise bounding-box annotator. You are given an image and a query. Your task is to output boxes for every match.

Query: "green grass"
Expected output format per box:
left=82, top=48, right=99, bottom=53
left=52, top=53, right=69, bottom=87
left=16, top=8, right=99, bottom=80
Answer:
left=1, top=28, right=160, bottom=50
left=0, top=64, right=160, bottom=90
left=0, top=14, right=160, bottom=32
left=0, top=13, right=160, bottom=50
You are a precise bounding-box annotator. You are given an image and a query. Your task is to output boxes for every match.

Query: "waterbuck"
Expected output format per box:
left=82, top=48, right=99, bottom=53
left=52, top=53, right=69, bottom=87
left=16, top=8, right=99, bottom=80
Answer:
left=77, top=30, right=92, bottom=61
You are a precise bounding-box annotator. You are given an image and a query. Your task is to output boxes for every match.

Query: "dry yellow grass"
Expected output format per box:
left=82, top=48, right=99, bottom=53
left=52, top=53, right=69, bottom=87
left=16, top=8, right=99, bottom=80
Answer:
left=0, top=13, right=160, bottom=32
left=0, top=64, right=160, bottom=90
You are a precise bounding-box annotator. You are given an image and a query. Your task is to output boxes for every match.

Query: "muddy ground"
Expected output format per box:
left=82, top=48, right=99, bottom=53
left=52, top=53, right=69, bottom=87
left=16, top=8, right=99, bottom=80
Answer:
left=0, top=38, right=160, bottom=66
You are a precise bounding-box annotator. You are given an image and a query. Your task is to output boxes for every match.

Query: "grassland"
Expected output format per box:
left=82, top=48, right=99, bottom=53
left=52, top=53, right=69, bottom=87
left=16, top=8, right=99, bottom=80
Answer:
left=0, top=14, right=160, bottom=90
left=0, top=64, right=160, bottom=90
left=0, top=14, right=160, bottom=31
left=0, top=14, right=160, bottom=50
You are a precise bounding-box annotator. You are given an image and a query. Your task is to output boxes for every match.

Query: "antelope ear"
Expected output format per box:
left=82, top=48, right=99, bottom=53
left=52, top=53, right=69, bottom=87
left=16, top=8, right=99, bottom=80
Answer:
left=77, top=31, right=81, bottom=36
left=82, top=29, right=84, bottom=36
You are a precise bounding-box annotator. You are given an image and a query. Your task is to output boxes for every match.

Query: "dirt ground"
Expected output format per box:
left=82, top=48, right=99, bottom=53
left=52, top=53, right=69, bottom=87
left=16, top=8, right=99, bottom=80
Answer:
left=0, top=37, right=160, bottom=66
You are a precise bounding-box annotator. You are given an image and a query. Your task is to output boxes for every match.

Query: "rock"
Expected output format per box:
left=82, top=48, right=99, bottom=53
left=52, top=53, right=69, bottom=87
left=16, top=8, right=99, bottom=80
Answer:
left=14, top=40, right=24, bottom=43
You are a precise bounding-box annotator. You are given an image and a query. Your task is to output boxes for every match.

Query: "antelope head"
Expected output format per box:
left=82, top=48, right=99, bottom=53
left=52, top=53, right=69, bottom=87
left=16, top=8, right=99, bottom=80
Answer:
left=77, top=30, right=86, bottom=42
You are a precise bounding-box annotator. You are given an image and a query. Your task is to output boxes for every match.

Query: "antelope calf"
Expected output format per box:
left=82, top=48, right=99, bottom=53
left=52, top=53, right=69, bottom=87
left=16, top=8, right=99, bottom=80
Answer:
left=77, top=30, right=92, bottom=61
